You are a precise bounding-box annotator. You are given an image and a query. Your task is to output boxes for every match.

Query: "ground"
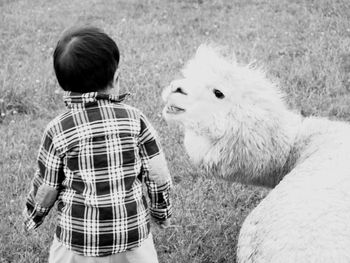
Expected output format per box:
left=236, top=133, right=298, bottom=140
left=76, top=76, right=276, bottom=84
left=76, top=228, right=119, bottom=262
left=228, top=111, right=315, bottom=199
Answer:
left=1, top=0, right=350, bottom=262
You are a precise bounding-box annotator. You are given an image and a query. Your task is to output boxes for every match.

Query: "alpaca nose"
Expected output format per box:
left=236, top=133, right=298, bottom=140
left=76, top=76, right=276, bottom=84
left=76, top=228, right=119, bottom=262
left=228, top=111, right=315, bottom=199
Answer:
left=171, top=85, right=187, bottom=95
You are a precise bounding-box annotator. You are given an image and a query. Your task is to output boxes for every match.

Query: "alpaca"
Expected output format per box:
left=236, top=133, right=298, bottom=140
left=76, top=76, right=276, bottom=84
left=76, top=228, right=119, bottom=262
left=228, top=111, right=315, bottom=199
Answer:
left=162, top=45, right=350, bottom=263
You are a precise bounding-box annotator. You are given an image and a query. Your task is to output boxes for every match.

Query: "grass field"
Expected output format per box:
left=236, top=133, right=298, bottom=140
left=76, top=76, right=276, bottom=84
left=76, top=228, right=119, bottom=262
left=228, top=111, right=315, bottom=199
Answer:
left=1, top=0, right=350, bottom=262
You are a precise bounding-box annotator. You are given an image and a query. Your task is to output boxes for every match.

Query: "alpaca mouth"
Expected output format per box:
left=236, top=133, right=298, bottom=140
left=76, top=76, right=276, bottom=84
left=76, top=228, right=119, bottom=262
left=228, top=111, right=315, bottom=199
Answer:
left=166, top=104, right=185, bottom=114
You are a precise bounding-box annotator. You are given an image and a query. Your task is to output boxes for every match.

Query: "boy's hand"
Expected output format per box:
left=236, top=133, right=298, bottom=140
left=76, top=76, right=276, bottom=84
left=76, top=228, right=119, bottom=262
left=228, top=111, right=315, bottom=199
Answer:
left=153, top=218, right=171, bottom=229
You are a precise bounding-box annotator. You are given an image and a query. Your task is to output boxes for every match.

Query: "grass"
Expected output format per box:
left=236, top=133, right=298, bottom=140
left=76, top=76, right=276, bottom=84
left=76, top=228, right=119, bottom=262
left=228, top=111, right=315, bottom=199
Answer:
left=1, top=0, right=350, bottom=262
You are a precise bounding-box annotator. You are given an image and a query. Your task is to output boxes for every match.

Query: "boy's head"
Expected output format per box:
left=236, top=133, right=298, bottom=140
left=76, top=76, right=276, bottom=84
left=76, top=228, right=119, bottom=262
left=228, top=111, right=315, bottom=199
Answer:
left=53, top=26, right=120, bottom=93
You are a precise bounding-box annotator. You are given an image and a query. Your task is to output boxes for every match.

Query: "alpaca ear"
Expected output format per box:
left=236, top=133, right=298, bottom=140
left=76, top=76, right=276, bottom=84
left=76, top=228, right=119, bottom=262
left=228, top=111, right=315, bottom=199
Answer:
left=182, top=45, right=216, bottom=78
left=195, top=44, right=220, bottom=62
left=195, top=44, right=237, bottom=67
left=195, top=44, right=212, bottom=56
left=183, top=44, right=237, bottom=80
left=230, top=51, right=237, bottom=65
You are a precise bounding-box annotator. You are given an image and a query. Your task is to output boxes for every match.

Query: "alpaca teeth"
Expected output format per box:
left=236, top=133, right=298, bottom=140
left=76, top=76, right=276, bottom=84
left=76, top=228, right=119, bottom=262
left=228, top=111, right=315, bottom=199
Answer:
left=167, top=105, right=185, bottom=114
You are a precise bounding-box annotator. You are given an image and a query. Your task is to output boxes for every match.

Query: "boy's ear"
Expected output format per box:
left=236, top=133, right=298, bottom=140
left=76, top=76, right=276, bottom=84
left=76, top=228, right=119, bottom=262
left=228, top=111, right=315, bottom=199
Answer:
left=112, top=69, right=120, bottom=93
left=113, top=69, right=120, bottom=84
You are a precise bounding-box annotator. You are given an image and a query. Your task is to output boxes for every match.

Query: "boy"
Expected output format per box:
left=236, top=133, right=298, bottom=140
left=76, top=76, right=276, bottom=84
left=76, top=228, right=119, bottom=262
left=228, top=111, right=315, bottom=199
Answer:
left=23, top=26, right=172, bottom=263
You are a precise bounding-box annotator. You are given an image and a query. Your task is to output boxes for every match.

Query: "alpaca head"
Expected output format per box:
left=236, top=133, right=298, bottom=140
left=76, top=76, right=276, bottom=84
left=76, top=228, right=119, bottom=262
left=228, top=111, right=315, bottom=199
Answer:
left=163, top=45, right=237, bottom=137
left=162, top=45, right=300, bottom=187
left=162, top=45, right=288, bottom=137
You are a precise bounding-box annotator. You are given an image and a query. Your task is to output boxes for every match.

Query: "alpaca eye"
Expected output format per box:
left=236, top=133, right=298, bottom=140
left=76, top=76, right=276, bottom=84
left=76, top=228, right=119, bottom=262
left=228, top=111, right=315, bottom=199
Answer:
left=213, top=89, right=225, bottom=99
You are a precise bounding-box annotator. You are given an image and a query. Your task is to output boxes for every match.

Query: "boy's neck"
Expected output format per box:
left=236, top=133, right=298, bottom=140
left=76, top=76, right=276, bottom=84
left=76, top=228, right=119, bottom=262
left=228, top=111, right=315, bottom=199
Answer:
left=100, top=85, right=119, bottom=96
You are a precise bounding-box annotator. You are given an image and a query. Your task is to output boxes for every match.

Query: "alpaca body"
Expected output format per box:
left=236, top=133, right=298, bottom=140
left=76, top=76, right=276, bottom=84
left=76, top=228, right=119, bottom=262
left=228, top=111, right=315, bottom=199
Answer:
left=238, top=117, right=350, bottom=263
left=162, top=45, right=350, bottom=262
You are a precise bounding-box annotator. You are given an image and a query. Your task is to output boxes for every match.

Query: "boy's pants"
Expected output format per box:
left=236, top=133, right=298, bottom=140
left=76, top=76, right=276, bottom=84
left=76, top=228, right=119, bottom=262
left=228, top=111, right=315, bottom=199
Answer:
left=48, top=233, right=159, bottom=263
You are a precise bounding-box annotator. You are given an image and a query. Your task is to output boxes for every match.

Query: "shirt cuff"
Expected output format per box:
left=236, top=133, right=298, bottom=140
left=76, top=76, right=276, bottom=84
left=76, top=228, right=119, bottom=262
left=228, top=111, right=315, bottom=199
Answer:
left=23, top=204, right=50, bottom=231
left=150, top=204, right=172, bottom=220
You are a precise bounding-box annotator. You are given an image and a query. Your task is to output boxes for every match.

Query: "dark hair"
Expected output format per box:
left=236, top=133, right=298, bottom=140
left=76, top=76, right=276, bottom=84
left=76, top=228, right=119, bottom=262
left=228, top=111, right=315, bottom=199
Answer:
left=53, top=26, right=120, bottom=93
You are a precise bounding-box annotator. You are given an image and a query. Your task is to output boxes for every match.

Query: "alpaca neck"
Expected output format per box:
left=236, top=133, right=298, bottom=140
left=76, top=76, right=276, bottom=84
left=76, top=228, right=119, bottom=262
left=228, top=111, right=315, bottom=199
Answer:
left=187, top=110, right=303, bottom=188
left=245, top=110, right=303, bottom=188
left=183, top=129, right=213, bottom=166
left=259, top=110, right=303, bottom=187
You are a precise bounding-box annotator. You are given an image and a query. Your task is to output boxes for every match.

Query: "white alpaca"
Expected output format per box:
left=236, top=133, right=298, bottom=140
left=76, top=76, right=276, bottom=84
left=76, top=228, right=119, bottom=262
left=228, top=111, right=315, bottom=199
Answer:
left=162, top=45, right=350, bottom=263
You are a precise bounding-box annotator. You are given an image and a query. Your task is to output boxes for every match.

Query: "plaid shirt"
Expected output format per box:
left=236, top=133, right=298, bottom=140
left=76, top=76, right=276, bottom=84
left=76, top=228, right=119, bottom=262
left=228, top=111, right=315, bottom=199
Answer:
left=24, top=92, right=172, bottom=256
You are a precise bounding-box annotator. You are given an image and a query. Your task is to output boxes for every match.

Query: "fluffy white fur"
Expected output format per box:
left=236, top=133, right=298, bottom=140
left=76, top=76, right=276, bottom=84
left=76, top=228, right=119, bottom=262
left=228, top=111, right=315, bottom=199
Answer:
left=162, top=45, right=350, bottom=262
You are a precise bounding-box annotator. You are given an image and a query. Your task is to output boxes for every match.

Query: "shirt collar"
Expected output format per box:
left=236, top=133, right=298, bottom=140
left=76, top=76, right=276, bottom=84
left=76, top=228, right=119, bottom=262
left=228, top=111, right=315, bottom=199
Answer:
left=63, top=91, right=130, bottom=109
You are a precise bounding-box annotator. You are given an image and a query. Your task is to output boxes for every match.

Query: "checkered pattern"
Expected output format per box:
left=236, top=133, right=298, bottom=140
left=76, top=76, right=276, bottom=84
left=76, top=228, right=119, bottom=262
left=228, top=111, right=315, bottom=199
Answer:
left=24, top=92, right=172, bottom=256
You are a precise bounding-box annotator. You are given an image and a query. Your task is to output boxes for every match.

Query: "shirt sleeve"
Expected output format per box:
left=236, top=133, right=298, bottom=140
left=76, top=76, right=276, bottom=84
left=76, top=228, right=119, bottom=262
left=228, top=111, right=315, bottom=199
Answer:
left=23, top=127, right=64, bottom=231
left=138, top=113, right=172, bottom=221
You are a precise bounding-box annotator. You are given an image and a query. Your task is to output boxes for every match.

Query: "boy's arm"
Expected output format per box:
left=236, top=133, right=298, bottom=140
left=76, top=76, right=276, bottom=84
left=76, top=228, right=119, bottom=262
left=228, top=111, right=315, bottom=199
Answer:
left=138, top=113, right=172, bottom=222
left=24, top=128, right=64, bottom=231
